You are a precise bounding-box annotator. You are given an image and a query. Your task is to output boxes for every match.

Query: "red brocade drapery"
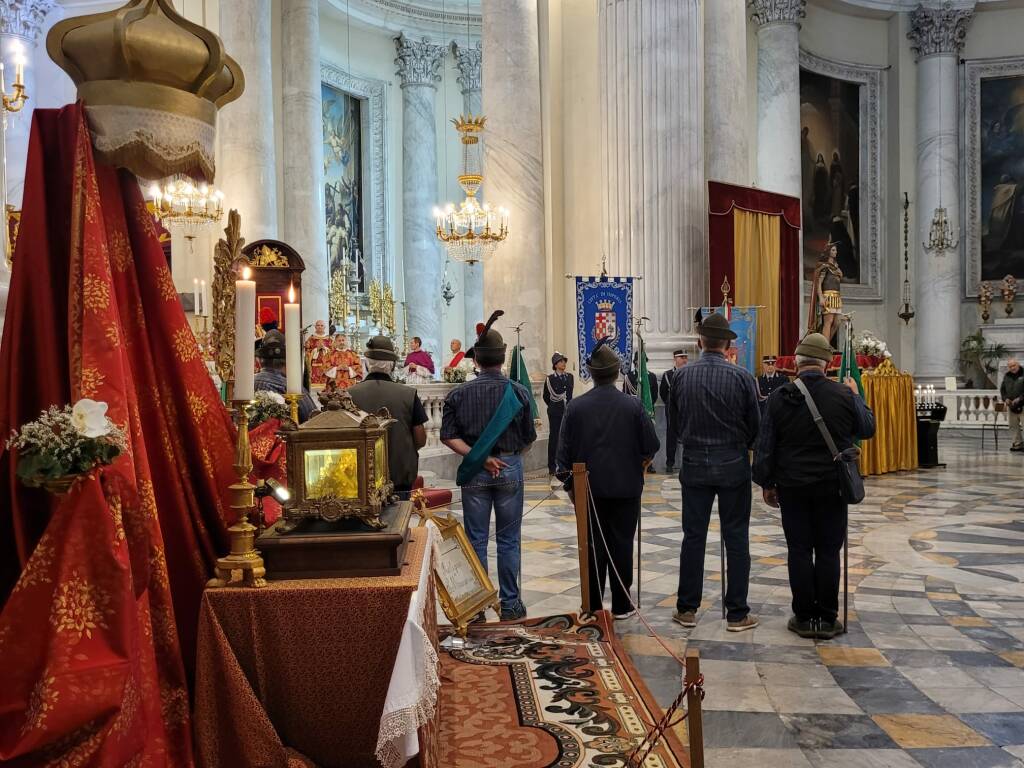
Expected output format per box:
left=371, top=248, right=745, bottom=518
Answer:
left=708, top=181, right=802, bottom=355
left=0, top=104, right=237, bottom=764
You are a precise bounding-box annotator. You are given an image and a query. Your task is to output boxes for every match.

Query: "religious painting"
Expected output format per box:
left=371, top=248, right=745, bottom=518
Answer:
left=963, top=58, right=1024, bottom=293
left=322, top=82, right=364, bottom=293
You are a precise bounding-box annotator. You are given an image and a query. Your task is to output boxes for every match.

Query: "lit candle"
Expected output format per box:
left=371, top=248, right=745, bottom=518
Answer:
left=14, top=54, right=24, bottom=88
left=193, top=277, right=200, bottom=315
left=234, top=267, right=256, bottom=400
left=200, top=279, right=208, bottom=317
left=285, top=284, right=301, bottom=394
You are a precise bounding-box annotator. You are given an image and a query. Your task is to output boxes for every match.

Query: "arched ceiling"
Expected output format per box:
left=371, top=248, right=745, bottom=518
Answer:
left=816, top=0, right=1024, bottom=15
left=322, top=0, right=480, bottom=40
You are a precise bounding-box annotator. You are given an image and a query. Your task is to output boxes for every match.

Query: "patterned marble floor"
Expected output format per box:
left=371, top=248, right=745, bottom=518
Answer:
left=433, top=435, right=1024, bottom=768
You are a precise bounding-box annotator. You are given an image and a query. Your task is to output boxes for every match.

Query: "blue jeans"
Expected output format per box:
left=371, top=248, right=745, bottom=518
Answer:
left=676, top=447, right=752, bottom=622
left=460, top=454, right=525, bottom=611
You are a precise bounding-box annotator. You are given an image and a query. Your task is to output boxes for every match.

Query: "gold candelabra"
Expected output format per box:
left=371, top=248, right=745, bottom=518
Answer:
left=2, top=58, right=29, bottom=268
left=1, top=59, right=28, bottom=114
left=284, top=393, right=300, bottom=425
left=383, top=284, right=396, bottom=336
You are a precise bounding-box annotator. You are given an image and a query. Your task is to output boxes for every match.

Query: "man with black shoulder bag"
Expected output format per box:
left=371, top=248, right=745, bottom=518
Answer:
left=753, top=333, right=875, bottom=640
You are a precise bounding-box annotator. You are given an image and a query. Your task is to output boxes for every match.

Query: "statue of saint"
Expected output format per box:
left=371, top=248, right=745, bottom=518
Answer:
left=808, top=241, right=843, bottom=344
left=304, top=319, right=333, bottom=387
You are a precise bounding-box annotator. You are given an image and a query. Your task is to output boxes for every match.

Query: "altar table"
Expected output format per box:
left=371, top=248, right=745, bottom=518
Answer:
left=194, top=526, right=439, bottom=768
left=858, top=363, right=918, bottom=476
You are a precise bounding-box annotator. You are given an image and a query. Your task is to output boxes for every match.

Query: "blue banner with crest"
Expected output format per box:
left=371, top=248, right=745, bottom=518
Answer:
left=576, top=277, right=634, bottom=381
left=700, top=305, right=759, bottom=375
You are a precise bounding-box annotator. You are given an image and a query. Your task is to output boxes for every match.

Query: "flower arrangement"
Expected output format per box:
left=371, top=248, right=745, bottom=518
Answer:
left=6, top=399, right=126, bottom=489
left=853, top=330, right=892, bottom=359
left=442, top=366, right=467, bottom=384
left=247, top=391, right=289, bottom=427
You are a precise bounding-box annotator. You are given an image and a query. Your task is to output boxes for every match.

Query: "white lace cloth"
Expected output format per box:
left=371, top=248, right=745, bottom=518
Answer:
left=375, top=524, right=441, bottom=768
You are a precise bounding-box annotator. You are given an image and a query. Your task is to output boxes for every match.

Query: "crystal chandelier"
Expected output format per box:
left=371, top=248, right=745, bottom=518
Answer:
left=433, top=115, right=509, bottom=265
left=147, top=176, right=225, bottom=234
left=923, top=205, right=959, bottom=254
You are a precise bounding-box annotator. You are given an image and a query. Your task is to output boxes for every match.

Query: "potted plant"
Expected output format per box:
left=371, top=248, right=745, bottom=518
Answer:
left=5, top=399, right=127, bottom=494
left=958, top=331, right=1007, bottom=389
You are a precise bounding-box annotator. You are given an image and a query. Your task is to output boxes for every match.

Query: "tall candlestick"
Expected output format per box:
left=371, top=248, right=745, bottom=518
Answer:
left=285, top=284, right=301, bottom=394
left=201, top=279, right=208, bottom=317
left=234, top=267, right=256, bottom=400
left=193, top=277, right=200, bottom=315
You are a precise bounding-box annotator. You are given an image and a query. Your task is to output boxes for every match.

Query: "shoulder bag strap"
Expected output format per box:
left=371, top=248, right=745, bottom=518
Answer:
left=794, top=378, right=841, bottom=460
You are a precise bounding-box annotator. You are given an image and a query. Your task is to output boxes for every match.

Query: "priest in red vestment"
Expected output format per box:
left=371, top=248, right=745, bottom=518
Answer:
left=446, top=338, right=465, bottom=369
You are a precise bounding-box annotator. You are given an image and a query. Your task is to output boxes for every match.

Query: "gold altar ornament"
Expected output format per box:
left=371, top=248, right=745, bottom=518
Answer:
left=277, top=389, right=395, bottom=532
left=250, top=243, right=289, bottom=268
left=211, top=210, right=243, bottom=386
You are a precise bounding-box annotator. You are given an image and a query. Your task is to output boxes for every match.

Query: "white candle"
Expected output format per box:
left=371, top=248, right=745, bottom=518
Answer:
left=200, top=279, right=208, bottom=316
left=285, top=284, right=301, bottom=394
left=234, top=267, right=256, bottom=400
left=193, top=277, right=200, bottom=315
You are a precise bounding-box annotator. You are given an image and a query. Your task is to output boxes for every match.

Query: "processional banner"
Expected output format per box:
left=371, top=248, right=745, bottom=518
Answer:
left=701, top=306, right=759, bottom=375
left=576, top=277, right=634, bottom=381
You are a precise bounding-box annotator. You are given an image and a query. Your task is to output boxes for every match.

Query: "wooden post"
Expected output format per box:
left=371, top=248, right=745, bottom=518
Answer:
left=843, top=528, right=849, bottom=633
left=572, top=462, right=593, bottom=614
left=685, top=649, right=704, bottom=768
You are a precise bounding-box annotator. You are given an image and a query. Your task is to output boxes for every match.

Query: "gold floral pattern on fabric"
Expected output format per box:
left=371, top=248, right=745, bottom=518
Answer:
left=157, top=269, right=177, bottom=302
left=111, top=676, right=139, bottom=736
left=21, top=674, right=59, bottom=735
left=110, top=497, right=126, bottom=543
left=50, top=573, right=111, bottom=641
left=159, top=684, right=189, bottom=728
left=136, top=201, right=158, bottom=240
left=108, top=229, right=132, bottom=272
left=83, top=274, right=111, bottom=312
left=149, top=547, right=169, bottom=591
left=187, top=391, right=209, bottom=422
left=11, top=537, right=55, bottom=595
left=79, top=367, right=106, bottom=399
left=172, top=327, right=198, bottom=363
left=104, top=322, right=121, bottom=348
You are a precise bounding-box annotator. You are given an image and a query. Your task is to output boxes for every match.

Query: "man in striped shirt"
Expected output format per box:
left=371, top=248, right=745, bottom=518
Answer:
left=669, top=313, right=761, bottom=632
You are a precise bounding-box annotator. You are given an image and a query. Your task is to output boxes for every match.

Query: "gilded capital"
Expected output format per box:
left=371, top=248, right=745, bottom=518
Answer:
left=748, top=0, right=806, bottom=27
left=451, top=41, right=481, bottom=96
left=1, top=0, right=56, bottom=43
left=394, top=33, right=445, bottom=89
left=907, top=2, right=973, bottom=61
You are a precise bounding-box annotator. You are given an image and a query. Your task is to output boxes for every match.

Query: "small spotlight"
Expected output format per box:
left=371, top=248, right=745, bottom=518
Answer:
left=255, top=479, right=290, bottom=502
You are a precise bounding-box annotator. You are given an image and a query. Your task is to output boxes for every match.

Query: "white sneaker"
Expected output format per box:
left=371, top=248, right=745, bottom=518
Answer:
left=613, top=609, right=637, bottom=620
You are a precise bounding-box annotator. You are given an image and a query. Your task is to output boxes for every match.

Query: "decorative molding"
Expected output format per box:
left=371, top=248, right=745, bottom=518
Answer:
left=320, top=61, right=391, bottom=285
left=0, top=0, right=56, bottom=42
left=327, top=0, right=480, bottom=39
left=748, top=0, right=806, bottom=27
left=961, top=55, right=1024, bottom=298
left=451, top=41, right=481, bottom=96
left=393, top=33, right=445, bottom=89
left=799, top=49, right=888, bottom=302
left=907, top=3, right=974, bottom=61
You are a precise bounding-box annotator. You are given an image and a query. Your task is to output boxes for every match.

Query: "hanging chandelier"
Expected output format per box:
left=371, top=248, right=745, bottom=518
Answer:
left=433, top=115, right=509, bottom=265
left=898, top=192, right=916, bottom=325
left=147, top=176, right=225, bottom=234
left=923, top=205, right=959, bottom=254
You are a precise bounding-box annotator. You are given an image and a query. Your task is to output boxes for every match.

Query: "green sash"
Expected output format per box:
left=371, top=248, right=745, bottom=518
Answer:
left=457, top=382, right=524, bottom=486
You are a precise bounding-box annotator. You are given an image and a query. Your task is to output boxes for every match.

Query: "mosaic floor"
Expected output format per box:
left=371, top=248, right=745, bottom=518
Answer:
left=432, top=435, right=1024, bottom=768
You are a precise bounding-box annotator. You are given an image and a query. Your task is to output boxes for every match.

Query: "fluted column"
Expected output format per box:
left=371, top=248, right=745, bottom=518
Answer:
left=750, top=0, right=805, bottom=198
left=395, top=34, right=446, bottom=360
left=909, top=4, right=972, bottom=380
left=600, top=0, right=705, bottom=369
left=481, top=0, right=547, bottom=375
left=705, top=0, right=749, bottom=184
left=218, top=0, right=278, bottom=241
left=452, top=40, right=484, bottom=341
left=282, top=0, right=327, bottom=325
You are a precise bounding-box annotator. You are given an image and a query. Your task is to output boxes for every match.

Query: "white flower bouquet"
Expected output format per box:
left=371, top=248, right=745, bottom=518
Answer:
left=853, top=330, right=892, bottom=359
left=247, top=390, right=290, bottom=427
left=6, top=399, right=127, bottom=490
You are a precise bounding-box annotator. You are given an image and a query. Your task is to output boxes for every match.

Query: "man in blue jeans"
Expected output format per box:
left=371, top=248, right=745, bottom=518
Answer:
left=441, top=311, right=537, bottom=621
left=670, top=312, right=761, bottom=632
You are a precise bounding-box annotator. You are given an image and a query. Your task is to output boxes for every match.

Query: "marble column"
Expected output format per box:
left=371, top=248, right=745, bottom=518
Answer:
left=599, top=0, right=705, bottom=370
left=281, top=0, right=327, bottom=325
left=481, top=0, right=547, bottom=375
left=749, top=0, right=805, bottom=198
left=909, top=4, right=972, bottom=381
left=395, top=34, right=446, bottom=360
left=218, top=0, right=278, bottom=242
left=452, top=40, right=484, bottom=343
left=705, top=0, right=749, bottom=185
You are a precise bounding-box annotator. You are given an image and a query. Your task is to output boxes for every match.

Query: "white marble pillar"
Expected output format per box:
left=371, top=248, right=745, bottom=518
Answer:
left=481, top=0, right=547, bottom=375
left=218, top=0, right=278, bottom=242
left=909, top=5, right=972, bottom=381
left=452, top=40, right=484, bottom=343
left=395, top=34, right=446, bottom=360
left=599, top=0, right=705, bottom=370
left=705, top=0, right=749, bottom=185
left=281, top=0, right=328, bottom=325
left=749, top=0, right=805, bottom=198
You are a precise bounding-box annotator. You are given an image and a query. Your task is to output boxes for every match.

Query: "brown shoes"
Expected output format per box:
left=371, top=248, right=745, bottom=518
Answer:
left=672, top=610, right=697, bottom=628
left=726, top=615, right=760, bottom=633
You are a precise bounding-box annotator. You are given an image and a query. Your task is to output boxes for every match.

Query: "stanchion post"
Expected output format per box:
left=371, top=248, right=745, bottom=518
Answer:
left=720, top=540, right=727, bottom=620
left=685, top=649, right=704, bottom=768
left=636, top=506, right=642, bottom=610
left=572, top=462, right=593, bottom=614
left=843, top=526, right=849, bottom=633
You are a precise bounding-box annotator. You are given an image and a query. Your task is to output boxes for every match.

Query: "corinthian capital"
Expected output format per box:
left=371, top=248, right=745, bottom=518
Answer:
left=451, top=41, right=481, bottom=95
left=0, top=0, right=56, bottom=43
left=748, top=0, right=806, bottom=27
left=394, top=34, right=445, bottom=89
left=907, top=3, right=973, bottom=61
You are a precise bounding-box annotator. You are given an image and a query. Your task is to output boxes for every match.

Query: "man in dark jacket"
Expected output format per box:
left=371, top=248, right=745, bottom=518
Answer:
left=556, top=340, right=660, bottom=619
left=543, top=352, right=574, bottom=475
left=1000, top=358, right=1023, bottom=451
left=659, top=351, right=688, bottom=473
left=753, top=332, right=875, bottom=639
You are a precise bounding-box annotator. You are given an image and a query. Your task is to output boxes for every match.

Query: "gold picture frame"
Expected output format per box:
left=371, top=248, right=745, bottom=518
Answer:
left=414, top=500, right=499, bottom=637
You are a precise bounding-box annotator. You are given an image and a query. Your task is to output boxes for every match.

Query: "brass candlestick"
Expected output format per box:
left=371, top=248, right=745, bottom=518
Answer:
left=284, top=392, right=300, bottom=425
left=208, top=400, right=267, bottom=588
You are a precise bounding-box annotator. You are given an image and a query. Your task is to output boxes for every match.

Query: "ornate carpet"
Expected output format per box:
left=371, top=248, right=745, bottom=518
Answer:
left=437, top=612, right=690, bottom=768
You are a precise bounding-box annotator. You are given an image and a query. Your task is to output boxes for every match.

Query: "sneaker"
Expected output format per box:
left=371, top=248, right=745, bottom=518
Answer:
left=787, top=616, right=817, bottom=638
left=816, top=619, right=844, bottom=640
left=613, top=609, right=637, bottom=620
left=1011, top=443, right=1024, bottom=453
left=672, top=610, right=697, bottom=628
left=499, top=603, right=527, bottom=622
left=727, top=615, right=759, bottom=632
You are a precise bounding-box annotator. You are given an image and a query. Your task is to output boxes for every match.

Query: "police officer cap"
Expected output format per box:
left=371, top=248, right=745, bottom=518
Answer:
left=365, top=335, right=398, bottom=362
left=551, top=351, right=568, bottom=369
left=795, top=333, right=833, bottom=362
left=257, top=329, right=286, bottom=361
left=673, top=349, right=688, bottom=359
left=762, top=355, right=777, bottom=363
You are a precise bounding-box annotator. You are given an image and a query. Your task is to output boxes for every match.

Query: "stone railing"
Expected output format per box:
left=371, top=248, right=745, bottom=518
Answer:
left=930, top=389, right=1007, bottom=429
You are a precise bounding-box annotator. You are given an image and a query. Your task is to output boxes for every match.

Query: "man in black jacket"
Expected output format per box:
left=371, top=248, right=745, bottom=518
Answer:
left=753, top=333, right=875, bottom=639
left=659, top=350, right=688, bottom=473
left=1000, top=358, right=1023, bottom=451
left=557, top=341, right=660, bottom=619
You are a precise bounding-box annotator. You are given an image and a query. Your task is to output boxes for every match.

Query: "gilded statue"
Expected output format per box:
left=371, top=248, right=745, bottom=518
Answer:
left=807, top=241, right=843, bottom=343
